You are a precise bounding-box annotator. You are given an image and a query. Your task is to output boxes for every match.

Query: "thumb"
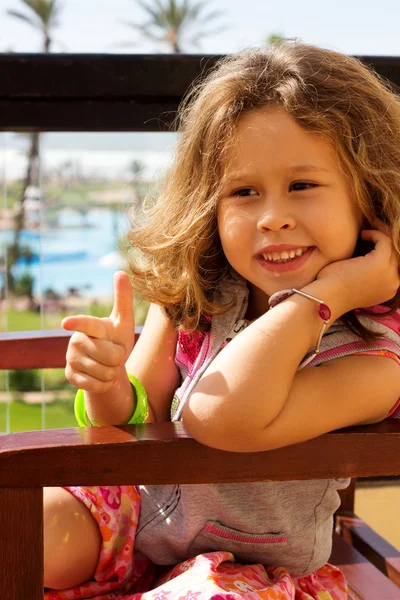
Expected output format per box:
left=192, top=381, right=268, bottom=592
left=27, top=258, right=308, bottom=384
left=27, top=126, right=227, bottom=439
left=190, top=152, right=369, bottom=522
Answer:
left=109, top=271, right=135, bottom=328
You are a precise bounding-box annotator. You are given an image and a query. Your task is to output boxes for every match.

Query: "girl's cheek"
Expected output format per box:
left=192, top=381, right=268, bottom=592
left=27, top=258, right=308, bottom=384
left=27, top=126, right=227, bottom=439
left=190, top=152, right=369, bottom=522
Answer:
left=219, top=212, right=244, bottom=238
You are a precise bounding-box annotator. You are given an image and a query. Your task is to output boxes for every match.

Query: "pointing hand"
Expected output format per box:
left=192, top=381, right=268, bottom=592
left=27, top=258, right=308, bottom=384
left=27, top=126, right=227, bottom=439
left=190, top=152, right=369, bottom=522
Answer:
left=62, top=271, right=135, bottom=394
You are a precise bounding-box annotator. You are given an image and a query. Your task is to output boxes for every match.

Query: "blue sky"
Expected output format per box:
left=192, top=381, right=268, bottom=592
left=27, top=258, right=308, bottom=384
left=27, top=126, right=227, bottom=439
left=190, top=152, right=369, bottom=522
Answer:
left=1, top=0, right=400, bottom=56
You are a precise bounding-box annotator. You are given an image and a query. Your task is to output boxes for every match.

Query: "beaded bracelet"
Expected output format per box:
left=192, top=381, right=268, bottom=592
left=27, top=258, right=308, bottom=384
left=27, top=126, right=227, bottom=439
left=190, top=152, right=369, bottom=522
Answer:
left=268, top=288, right=331, bottom=370
left=74, top=373, right=148, bottom=427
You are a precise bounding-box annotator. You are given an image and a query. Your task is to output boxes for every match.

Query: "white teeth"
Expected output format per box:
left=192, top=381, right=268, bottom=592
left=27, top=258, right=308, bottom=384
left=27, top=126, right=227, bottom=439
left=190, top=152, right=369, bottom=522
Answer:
left=262, top=247, right=308, bottom=262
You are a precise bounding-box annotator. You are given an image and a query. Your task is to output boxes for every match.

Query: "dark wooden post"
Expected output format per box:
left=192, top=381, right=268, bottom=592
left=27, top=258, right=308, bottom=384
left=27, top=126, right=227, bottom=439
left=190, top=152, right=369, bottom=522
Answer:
left=0, top=487, right=43, bottom=599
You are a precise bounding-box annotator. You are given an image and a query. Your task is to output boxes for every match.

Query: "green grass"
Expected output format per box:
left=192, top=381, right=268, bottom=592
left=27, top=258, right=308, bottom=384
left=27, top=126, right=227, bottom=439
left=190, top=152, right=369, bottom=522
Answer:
left=3, top=300, right=149, bottom=331
left=5, top=309, right=63, bottom=331
left=0, top=397, right=77, bottom=432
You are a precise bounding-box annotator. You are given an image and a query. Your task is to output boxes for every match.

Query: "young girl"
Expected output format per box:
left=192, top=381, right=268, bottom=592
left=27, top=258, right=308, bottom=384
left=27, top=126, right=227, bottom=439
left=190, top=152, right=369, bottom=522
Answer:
left=46, top=42, right=400, bottom=600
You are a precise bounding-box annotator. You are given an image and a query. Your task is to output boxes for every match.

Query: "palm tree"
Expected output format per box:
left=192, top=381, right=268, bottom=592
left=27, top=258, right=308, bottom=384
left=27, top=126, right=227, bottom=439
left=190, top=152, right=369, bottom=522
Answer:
left=7, top=0, right=62, bottom=52
left=5, top=0, right=62, bottom=294
left=121, top=0, right=228, bottom=53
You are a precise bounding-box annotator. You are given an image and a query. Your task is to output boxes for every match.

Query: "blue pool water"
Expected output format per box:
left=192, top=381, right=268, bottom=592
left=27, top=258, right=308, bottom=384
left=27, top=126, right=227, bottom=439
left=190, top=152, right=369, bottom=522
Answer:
left=1, top=208, right=132, bottom=298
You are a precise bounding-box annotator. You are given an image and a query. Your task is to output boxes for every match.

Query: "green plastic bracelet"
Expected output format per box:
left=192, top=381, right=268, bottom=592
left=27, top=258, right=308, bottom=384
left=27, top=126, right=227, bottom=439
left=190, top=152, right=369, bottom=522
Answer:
left=125, top=373, right=148, bottom=424
left=74, top=373, right=148, bottom=427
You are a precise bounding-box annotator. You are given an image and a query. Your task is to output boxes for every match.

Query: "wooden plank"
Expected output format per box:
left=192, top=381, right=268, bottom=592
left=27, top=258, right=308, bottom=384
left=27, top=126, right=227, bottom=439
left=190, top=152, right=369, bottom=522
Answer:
left=0, top=54, right=219, bottom=99
left=1, top=421, right=400, bottom=487
left=355, top=55, right=400, bottom=91
left=0, top=330, right=72, bottom=369
left=0, top=487, right=43, bottom=599
left=0, top=54, right=399, bottom=131
left=0, top=54, right=218, bottom=131
left=0, top=100, right=181, bottom=132
left=0, top=54, right=399, bottom=99
left=330, top=532, right=400, bottom=599
left=338, top=514, right=400, bottom=587
left=0, top=329, right=141, bottom=369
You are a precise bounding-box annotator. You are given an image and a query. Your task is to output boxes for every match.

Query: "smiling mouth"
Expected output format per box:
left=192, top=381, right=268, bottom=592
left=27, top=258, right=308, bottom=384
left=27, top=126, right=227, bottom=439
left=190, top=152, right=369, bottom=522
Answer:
left=257, top=246, right=315, bottom=272
left=260, top=247, right=310, bottom=263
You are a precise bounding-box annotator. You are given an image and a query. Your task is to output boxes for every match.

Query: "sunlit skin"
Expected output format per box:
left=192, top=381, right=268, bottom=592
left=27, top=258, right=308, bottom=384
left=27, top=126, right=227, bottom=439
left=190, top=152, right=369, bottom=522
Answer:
left=43, top=487, right=101, bottom=589
left=218, top=105, right=364, bottom=319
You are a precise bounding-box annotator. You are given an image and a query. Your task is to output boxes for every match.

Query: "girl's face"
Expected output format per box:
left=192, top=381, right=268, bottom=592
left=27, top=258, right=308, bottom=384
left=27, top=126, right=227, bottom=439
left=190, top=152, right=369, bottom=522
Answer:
left=217, top=105, right=364, bottom=318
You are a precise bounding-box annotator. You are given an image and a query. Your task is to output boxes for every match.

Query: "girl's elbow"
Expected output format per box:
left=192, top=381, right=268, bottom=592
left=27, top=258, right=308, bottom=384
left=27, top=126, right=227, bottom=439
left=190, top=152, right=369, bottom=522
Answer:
left=181, top=403, right=267, bottom=452
left=181, top=403, right=220, bottom=448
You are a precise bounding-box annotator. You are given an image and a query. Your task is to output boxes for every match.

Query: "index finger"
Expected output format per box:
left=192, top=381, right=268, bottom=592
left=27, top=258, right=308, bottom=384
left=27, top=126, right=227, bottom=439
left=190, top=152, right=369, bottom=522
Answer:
left=109, top=270, right=134, bottom=323
left=62, top=314, right=112, bottom=340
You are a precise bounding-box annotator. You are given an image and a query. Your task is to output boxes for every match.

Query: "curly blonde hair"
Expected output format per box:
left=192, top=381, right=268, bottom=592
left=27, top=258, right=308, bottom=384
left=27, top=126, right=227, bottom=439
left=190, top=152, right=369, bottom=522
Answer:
left=128, top=42, right=400, bottom=338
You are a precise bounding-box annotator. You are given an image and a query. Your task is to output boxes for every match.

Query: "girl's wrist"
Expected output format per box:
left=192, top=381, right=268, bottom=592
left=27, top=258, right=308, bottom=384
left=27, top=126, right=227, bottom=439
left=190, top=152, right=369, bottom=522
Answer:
left=264, top=278, right=349, bottom=370
left=84, top=367, right=135, bottom=426
left=301, top=277, right=353, bottom=323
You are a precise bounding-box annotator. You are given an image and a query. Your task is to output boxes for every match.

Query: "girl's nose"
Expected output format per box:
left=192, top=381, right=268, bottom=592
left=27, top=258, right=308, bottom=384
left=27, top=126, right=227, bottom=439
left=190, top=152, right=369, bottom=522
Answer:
left=257, top=200, right=296, bottom=232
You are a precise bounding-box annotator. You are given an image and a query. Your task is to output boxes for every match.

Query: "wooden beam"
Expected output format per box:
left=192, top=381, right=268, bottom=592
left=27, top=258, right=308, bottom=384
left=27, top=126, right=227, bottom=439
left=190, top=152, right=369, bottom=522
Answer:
left=0, top=54, right=219, bottom=99
left=0, top=54, right=399, bottom=131
left=339, top=514, right=400, bottom=586
left=330, top=532, right=400, bottom=599
left=0, top=487, right=43, bottom=599
left=0, top=329, right=141, bottom=370
left=0, top=99, right=181, bottom=131
left=2, top=421, right=400, bottom=487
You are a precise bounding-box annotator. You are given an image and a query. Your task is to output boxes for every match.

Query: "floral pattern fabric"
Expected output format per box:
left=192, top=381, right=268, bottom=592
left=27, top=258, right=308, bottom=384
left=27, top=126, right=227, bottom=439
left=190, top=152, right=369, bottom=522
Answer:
left=44, top=486, right=348, bottom=600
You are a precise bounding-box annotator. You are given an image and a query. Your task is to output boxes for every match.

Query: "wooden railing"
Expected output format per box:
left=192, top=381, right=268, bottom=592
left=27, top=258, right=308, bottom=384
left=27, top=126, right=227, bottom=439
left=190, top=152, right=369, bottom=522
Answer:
left=0, top=54, right=400, bottom=132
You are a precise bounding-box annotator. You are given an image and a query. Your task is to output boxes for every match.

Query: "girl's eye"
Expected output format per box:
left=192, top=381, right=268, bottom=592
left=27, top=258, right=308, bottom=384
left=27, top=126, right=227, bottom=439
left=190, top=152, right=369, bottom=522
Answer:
left=231, top=188, right=257, bottom=197
left=290, top=182, right=317, bottom=192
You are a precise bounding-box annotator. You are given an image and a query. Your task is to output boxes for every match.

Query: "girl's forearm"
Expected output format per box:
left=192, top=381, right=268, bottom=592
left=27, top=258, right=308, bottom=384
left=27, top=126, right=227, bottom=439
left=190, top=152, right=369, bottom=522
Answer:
left=183, top=278, right=349, bottom=442
left=84, top=366, right=135, bottom=426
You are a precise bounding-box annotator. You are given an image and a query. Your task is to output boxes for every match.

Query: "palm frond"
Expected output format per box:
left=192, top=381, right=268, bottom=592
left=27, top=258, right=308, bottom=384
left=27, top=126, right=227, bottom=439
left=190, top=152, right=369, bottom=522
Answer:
left=48, top=0, right=62, bottom=26
left=138, top=26, right=161, bottom=39
left=35, top=0, right=61, bottom=27
left=9, top=0, right=61, bottom=29
left=134, top=0, right=163, bottom=21
left=18, top=0, right=37, bottom=10
left=121, top=18, right=154, bottom=31
left=6, top=9, right=37, bottom=29
left=169, top=0, right=180, bottom=24
left=127, top=0, right=228, bottom=52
